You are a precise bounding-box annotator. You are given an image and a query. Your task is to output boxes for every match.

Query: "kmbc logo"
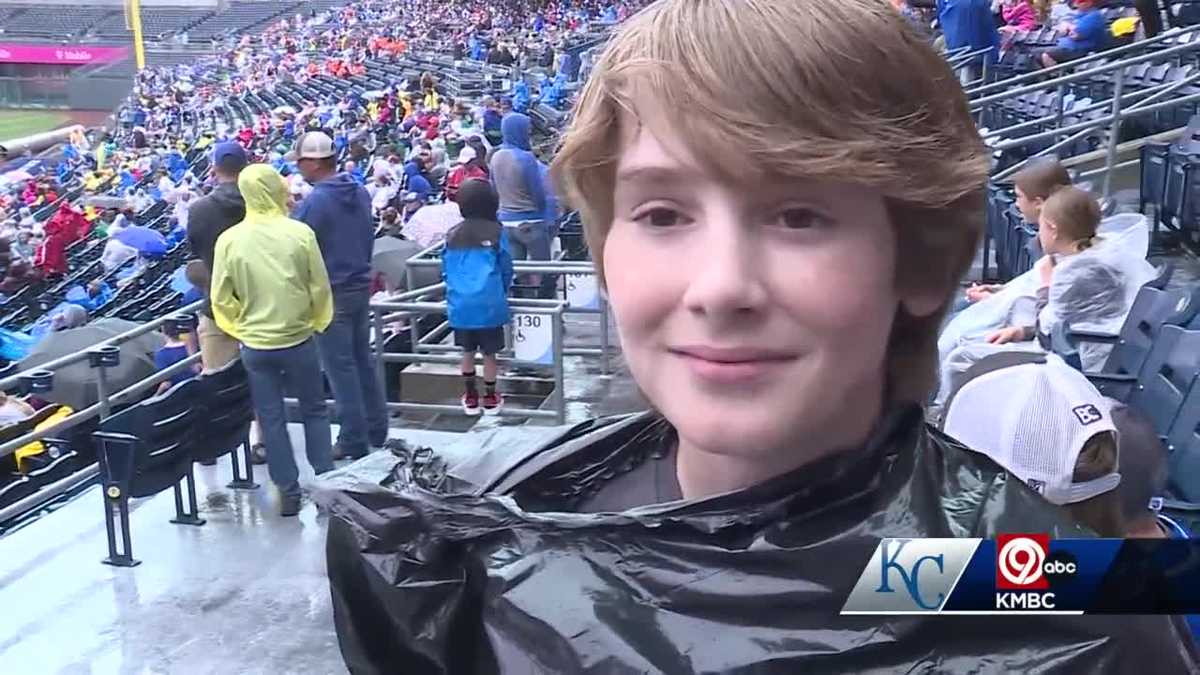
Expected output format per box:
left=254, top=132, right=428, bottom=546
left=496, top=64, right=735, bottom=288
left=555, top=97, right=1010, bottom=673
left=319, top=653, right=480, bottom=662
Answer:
left=996, top=534, right=1050, bottom=590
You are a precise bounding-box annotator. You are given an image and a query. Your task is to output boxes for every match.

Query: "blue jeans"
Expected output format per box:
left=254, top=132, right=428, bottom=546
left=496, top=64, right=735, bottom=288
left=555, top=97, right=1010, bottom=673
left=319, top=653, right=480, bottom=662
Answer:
left=316, top=286, right=388, bottom=456
left=240, top=339, right=333, bottom=497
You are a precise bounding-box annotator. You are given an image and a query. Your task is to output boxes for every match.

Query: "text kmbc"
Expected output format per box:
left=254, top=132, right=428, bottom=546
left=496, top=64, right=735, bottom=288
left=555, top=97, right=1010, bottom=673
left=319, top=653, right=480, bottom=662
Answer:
left=994, top=534, right=1077, bottom=610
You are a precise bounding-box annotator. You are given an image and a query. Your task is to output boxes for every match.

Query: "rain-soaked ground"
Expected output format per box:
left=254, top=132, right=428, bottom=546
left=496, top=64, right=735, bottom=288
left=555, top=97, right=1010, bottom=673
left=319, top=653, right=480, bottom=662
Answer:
left=0, top=311, right=637, bottom=675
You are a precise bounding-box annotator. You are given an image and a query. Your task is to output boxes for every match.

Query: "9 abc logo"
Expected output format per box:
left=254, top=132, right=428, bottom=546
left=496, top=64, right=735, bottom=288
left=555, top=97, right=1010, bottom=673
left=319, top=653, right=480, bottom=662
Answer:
left=996, top=534, right=1078, bottom=590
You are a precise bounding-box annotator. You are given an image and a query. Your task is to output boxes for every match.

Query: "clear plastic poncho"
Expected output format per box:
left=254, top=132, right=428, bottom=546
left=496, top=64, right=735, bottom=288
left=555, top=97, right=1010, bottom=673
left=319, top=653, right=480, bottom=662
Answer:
left=936, top=214, right=1156, bottom=409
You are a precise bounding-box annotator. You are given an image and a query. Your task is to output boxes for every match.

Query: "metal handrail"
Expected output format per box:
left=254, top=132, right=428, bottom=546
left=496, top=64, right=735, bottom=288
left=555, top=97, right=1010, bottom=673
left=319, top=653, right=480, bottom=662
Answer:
left=970, top=38, right=1200, bottom=110
left=990, top=90, right=1200, bottom=152
left=0, top=300, right=203, bottom=392
left=966, top=25, right=1200, bottom=99
left=982, top=72, right=1200, bottom=140
left=370, top=296, right=570, bottom=424
left=991, top=72, right=1200, bottom=182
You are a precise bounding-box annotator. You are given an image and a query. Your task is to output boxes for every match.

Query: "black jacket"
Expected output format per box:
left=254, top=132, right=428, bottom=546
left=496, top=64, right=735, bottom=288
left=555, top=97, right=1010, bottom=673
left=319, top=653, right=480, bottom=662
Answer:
left=321, top=408, right=1200, bottom=674
left=185, top=181, right=244, bottom=316
left=187, top=181, right=245, bottom=272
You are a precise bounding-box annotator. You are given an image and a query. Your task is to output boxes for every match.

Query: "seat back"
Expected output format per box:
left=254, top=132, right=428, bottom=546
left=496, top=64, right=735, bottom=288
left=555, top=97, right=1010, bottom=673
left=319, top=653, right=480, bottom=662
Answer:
left=1141, top=142, right=1172, bottom=212
left=1166, top=377, right=1200, bottom=501
left=192, top=358, right=253, bottom=463
left=1128, top=325, right=1200, bottom=437
left=94, top=379, right=202, bottom=499
left=1104, top=283, right=1200, bottom=376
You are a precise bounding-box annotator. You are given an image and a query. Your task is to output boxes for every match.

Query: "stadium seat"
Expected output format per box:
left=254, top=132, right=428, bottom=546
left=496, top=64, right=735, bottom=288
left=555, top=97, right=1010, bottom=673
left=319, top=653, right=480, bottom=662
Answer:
left=191, top=358, right=257, bottom=488
left=1165, top=376, right=1200, bottom=501
left=1055, top=273, right=1200, bottom=392
left=1095, top=325, right=1200, bottom=434
left=94, top=378, right=206, bottom=567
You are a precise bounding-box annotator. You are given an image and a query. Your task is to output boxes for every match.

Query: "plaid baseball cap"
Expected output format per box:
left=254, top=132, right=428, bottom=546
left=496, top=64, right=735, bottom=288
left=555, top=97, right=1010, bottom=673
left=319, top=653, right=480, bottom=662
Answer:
left=943, top=354, right=1121, bottom=505
left=285, top=131, right=336, bottom=161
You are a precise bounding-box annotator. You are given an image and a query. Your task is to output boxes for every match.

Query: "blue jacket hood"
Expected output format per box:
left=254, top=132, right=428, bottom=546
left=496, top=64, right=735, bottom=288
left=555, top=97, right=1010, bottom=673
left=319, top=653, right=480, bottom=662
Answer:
left=312, top=172, right=364, bottom=204
left=403, top=161, right=423, bottom=178
left=501, top=113, right=532, bottom=151
left=292, top=172, right=374, bottom=290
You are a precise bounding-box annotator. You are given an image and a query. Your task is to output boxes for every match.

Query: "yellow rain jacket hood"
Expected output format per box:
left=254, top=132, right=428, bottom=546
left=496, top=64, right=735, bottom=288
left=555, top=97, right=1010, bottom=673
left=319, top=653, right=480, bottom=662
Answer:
left=209, top=164, right=332, bottom=350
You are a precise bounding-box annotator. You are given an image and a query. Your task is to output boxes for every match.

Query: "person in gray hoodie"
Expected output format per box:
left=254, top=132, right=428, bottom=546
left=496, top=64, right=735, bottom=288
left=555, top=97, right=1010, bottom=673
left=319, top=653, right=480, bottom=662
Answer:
left=290, top=131, right=388, bottom=461
left=489, top=113, right=551, bottom=296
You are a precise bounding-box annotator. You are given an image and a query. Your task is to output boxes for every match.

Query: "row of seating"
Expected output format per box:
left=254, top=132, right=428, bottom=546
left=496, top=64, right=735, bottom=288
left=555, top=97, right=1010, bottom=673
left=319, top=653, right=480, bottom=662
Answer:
left=0, top=6, right=114, bottom=40
left=96, top=356, right=256, bottom=567
left=983, top=182, right=1038, bottom=282
left=1055, top=269, right=1200, bottom=503
left=1140, top=120, right=1200, bottom=247
left=89, top=8, right=215, bottom=42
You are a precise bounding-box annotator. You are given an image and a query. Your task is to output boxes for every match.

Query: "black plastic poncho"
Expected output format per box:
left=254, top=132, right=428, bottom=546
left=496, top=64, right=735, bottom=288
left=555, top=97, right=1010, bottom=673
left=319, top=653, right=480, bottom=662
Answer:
left=320, top=408, right=1200, bottom=674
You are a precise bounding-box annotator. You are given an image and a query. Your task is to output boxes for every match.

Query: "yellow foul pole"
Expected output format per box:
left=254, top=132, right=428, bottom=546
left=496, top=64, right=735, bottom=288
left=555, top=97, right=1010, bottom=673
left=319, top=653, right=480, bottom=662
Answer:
left=125, top=0, right=146, bottom=70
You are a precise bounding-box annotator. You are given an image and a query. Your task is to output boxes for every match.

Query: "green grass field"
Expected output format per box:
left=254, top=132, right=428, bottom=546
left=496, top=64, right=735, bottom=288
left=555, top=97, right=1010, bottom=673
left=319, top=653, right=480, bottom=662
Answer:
left=0, top=110, right=70, bottom=143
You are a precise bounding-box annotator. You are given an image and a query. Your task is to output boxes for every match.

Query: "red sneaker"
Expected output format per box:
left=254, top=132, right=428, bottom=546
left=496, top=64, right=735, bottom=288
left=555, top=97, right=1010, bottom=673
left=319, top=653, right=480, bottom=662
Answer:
left=461, top=392, right=482, bottom=416
left=482, top=392, right=503, bottom=415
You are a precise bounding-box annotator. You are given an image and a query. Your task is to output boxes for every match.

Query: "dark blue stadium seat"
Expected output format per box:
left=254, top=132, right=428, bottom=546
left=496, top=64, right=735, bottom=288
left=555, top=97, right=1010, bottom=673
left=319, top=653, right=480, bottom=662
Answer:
left=192, top=359, right=258, bottom=488
left=1103, top=325, right=1200, bottom=435
left=1165, top=377, right=1200, bottom=501
left=94, top=378, right=205, bottom=567
left=1056, top=276, right=1200, bottom=394
left=1141, top=141, right=1172, bottom=219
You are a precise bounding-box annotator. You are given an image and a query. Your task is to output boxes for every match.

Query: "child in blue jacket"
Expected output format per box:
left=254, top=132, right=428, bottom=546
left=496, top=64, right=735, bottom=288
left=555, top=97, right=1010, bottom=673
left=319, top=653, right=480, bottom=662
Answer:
left=443, top=179, right=514, bottom=415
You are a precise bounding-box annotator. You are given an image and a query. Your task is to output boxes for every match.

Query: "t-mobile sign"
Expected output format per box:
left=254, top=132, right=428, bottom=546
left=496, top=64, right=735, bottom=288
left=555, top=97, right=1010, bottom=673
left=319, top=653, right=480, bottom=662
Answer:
left=0, top=43, right=129, bottom=65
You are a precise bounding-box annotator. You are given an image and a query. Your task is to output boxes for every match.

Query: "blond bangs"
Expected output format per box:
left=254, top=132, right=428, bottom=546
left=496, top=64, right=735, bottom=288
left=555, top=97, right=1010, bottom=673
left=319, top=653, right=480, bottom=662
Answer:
left=553, top=0, right=992, bottom=403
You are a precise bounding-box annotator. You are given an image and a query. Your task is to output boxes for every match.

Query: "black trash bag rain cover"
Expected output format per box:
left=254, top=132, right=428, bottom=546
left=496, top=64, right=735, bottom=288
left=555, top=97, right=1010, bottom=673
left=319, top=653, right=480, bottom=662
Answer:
left=318, top=410, right=1200, bottom=674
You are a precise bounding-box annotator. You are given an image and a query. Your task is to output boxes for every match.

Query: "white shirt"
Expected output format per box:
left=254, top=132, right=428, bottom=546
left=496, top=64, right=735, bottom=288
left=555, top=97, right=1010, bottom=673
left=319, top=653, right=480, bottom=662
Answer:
left=174, top=194, right=192, bottom=230
left=101, top=238, right=138, bottom=272
left=158, top=176, right=176, bottom=202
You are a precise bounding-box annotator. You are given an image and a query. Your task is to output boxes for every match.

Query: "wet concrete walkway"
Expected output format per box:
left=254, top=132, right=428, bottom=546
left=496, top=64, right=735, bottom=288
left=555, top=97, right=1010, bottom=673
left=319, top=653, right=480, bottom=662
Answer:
left=0, top=312, right=638, bottom=675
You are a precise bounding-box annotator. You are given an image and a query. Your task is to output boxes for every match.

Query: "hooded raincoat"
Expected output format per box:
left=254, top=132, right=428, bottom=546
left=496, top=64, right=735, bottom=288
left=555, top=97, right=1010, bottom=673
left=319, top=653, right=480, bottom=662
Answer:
left=321, top=407, right=1200, bottom=674
left=209, top=164, right=333, bottom=351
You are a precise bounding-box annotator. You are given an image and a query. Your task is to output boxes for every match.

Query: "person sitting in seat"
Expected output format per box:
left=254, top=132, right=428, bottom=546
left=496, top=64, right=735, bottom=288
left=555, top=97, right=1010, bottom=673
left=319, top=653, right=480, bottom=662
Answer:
left=999, top=0, right=1040, bottom=35
left=987, top=186, right=1100, bottom=346
left=1041, top=0, right=1108, bottom=68
left=960, top=159, right=1072, bottom=310
left=154, top=323, right=200, bottom=395
left=943, top=353, right=1124, bottom=536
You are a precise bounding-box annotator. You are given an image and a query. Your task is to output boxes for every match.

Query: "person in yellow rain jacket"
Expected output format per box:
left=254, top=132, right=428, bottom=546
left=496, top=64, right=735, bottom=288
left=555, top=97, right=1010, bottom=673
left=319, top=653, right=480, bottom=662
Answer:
left=210, top=164, right=334, bottom=517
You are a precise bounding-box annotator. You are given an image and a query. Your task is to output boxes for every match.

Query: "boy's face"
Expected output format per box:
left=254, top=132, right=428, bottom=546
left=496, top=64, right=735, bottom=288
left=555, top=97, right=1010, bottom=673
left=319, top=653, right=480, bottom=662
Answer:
left=604, top=105, right=937, bottom=466
left=1015, top=185, right=1041, bottom=223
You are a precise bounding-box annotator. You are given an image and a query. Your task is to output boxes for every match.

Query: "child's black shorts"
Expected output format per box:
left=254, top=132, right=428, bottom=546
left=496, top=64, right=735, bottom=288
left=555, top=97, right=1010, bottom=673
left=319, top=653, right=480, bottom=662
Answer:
left=454, top=327, right=506, bottom=355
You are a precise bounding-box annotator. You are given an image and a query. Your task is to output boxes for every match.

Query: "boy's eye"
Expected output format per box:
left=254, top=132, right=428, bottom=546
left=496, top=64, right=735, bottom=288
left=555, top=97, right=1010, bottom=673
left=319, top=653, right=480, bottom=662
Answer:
left=776, top=207, right=828, bottom=230
left=634, top=207, right=688, bottom=228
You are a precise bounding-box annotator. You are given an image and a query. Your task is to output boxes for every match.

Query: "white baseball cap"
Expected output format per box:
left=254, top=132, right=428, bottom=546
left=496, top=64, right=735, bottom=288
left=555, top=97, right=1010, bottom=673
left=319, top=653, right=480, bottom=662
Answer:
left=285, top=131, right=336, bottom=161
left=943, top=354, right=1121, bottom=506
left=455, top=146, right=477, bottom=165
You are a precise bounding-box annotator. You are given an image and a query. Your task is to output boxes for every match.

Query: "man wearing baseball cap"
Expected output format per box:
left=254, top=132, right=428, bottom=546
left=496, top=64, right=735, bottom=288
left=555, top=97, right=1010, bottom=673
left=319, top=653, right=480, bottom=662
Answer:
left=446, top=145, right=487, bottom=203
left=943, top=353, right=1125, bottom=536
left=291, top=131, right=388, bottom=461
left=186, top=141, right=248, bottom=372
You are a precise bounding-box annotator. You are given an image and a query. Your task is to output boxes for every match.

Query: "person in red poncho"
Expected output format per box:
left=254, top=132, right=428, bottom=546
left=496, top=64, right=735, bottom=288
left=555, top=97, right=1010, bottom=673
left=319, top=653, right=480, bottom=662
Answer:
left=34, top=203, right=85, bottom=276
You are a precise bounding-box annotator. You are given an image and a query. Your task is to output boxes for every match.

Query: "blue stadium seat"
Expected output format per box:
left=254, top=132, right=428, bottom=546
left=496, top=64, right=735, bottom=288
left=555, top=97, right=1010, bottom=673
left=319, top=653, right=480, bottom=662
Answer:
left=1100, top=325, right=1200, bottom=434
left=192, top=358, right=257, bottom=488
left=1056, top=277, right=1200, bottom=397
left=1165, top=377, right=1200, bottom=501
left=94, top=378, right=205, bottom=567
